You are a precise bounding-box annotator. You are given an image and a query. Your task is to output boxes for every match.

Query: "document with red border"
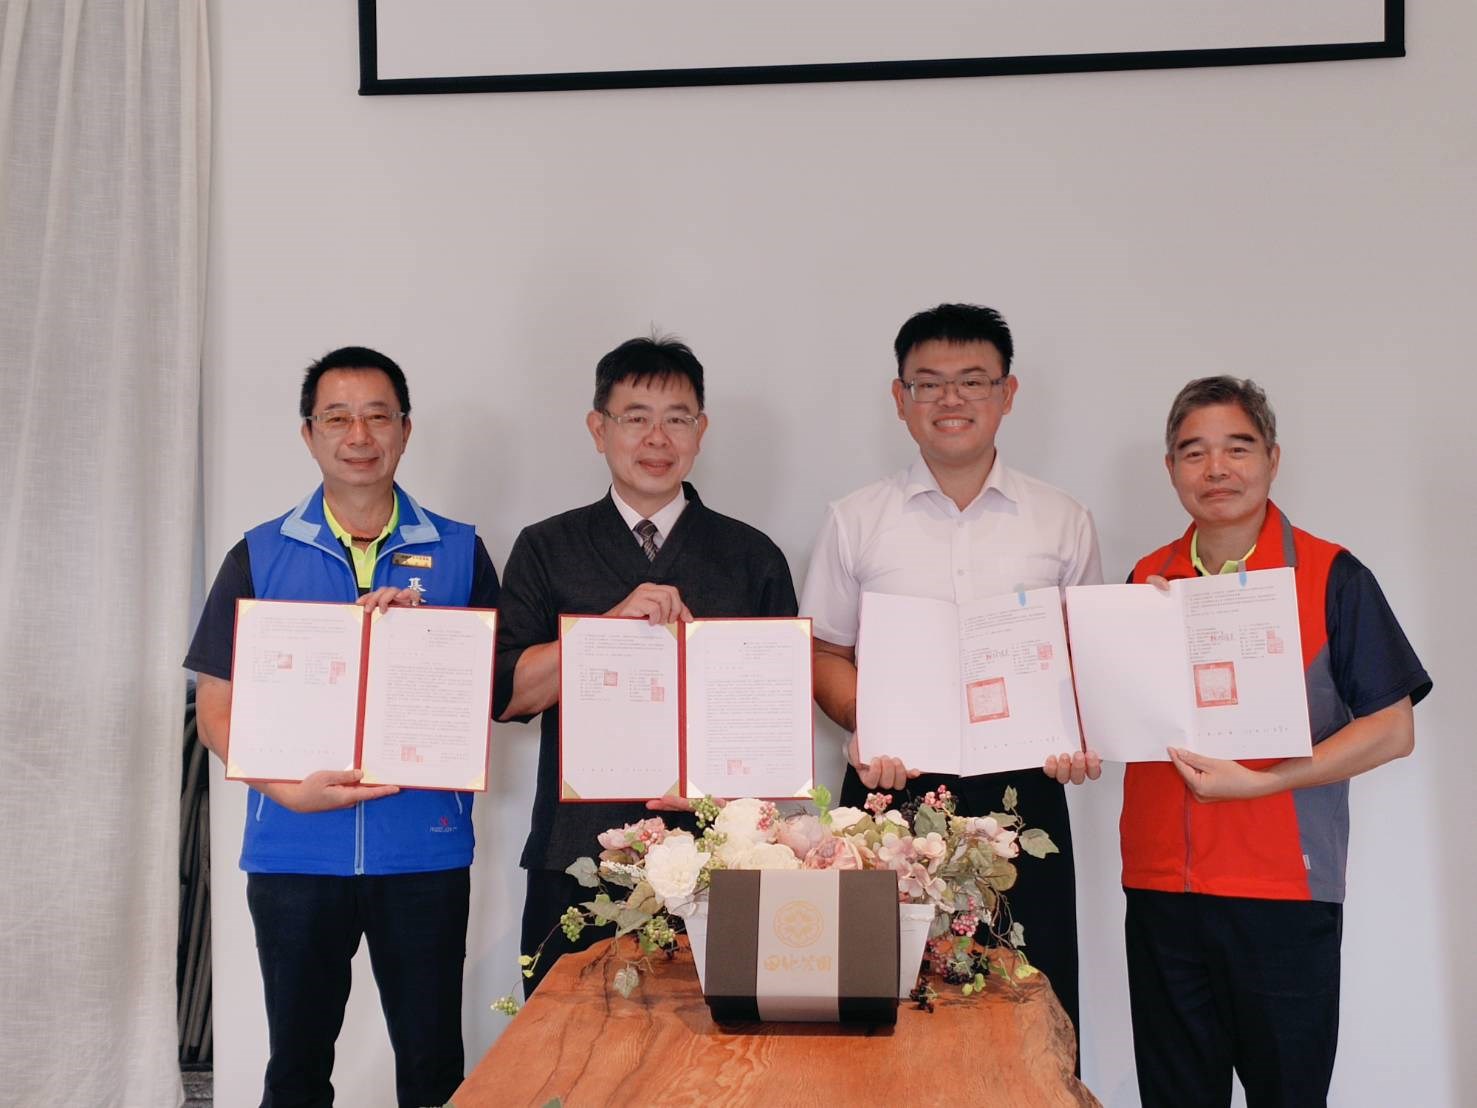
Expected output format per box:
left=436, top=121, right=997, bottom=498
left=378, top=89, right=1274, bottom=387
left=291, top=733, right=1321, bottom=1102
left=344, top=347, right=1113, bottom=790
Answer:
left=558, top=615, right=813, bottom=802
left=226, top=599, right=496, bottom=789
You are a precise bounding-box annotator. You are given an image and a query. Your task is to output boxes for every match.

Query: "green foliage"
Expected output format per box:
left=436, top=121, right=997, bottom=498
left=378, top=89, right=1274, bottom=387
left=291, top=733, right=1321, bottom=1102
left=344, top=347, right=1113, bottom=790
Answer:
left=809, top=784, right=832, bottom=821
left=613, top=965, right=640, bottom=998
left=558, top=907, right=586, bottom=943
left=627, top=881, right=661, bottom=916
left=490, top=994, right=520, bottom=1017
left=913, top=804, right=947, bottom=837
left=565, top=857, right=600, bottom=888
left=615, top=907, right=652, bottom=935
left=693, top=795, right=722, bottom=827
left=584, top=894, right=622, bottom=925
left=1019, top=828, right=1058, bottom=859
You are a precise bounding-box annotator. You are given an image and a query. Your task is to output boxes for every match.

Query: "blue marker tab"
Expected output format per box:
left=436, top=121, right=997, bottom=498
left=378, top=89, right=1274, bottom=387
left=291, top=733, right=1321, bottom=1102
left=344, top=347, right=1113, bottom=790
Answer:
left=1016, top=584, right=1027, bottom=607
left=1237, top=561, right=1248, bottom=587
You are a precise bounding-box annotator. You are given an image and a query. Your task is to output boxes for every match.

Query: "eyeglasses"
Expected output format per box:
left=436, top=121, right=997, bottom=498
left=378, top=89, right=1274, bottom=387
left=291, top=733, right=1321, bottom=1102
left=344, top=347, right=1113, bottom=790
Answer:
left=307, top=410, right=406, bottom=436
left=900, top=375, right=1008, bottom=403
left=601, top=410, right=702, bottom=437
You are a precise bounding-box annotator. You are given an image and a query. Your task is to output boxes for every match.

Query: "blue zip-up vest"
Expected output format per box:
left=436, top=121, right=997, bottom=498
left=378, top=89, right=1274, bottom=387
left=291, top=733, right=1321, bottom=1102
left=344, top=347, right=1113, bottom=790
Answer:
left=240, top=484, right=478, bottom=876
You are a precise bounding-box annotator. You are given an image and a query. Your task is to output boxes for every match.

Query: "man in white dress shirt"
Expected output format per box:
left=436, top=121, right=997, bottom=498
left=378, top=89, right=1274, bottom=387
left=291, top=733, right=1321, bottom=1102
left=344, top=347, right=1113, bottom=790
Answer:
left=801, top=303, right=1102, bottom=1044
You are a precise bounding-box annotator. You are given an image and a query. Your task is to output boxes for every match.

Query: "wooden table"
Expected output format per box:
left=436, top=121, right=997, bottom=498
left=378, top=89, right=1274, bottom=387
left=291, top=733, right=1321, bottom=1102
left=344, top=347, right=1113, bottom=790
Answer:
left=454, top=937, right=1099, bottom=1107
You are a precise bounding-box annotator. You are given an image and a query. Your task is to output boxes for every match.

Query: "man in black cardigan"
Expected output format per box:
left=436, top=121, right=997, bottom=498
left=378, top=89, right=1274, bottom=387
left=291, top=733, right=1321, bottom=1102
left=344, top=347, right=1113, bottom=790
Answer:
left=494, top=335, right=798, bottom=993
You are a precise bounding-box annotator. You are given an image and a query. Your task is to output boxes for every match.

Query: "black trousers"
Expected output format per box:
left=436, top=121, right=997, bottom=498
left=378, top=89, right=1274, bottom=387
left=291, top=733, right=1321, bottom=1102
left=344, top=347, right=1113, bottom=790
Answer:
left=839, top=765, right=1080, bottom=1044
left=246, top=869, right=470, bottom=1108
left=1125, top=888, right=1343, bottom=1108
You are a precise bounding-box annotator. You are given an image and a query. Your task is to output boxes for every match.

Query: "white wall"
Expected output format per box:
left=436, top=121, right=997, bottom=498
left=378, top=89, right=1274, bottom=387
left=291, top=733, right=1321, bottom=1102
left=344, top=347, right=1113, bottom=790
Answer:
left=204, top=4, right=1476, bottom=1105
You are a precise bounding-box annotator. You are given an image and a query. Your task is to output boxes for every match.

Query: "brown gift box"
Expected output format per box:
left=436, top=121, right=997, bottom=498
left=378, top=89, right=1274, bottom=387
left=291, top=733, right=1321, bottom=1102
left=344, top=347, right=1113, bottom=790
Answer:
left=702, top=869, right=900, bottom=1024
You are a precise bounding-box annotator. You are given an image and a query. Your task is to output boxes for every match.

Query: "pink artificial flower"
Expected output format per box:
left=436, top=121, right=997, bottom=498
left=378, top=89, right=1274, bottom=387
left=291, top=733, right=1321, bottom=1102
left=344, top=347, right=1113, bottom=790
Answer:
left=802, top=835, right=866, bottom=871
left=775, top=814, right=828, bottom=859
left=596, top=817, right=667, bottom=854
left=989, top=829, right=1019, bottom=859
left=951, top=912, right=980, bottom=936
left=898, top=862, right=949, bottom=905
left=876, top=831, right=913, bottom=871
left=864, top=792, right=893, bottom=816
left=912, top=831, right=948, bottom=872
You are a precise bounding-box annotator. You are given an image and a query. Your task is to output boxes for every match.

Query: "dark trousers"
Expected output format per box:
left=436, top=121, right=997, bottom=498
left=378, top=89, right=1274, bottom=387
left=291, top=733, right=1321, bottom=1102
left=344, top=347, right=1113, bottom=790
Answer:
left=1125, top=888, right=1343, bottom=1108
left=839, top=765, right=1080, bottom=1044
left=521, top=867, right=608, bottom=997
left=246, top=869, right=470, bottom=1108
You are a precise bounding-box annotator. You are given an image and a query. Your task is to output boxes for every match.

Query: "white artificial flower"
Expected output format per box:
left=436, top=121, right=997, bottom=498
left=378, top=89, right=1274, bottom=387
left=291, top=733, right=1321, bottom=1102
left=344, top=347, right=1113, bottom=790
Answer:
left=643, top=834, right=710, bottom=906
left=882, top=810, right=908, bottom=827
left=714, top=797, right=776, bottom=846
left=714, top=835, right=754, bottom=869
left=730, top=841, right=803, bottom=871
left=827, top=806, right=868, bottom=832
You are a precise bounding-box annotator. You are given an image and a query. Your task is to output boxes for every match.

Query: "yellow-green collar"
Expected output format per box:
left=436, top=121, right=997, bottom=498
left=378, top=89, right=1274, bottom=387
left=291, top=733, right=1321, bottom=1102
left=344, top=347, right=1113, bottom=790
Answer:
left=324, top=497, right=399, bottom=589
left=1191, top=531, right=1256, bottom=576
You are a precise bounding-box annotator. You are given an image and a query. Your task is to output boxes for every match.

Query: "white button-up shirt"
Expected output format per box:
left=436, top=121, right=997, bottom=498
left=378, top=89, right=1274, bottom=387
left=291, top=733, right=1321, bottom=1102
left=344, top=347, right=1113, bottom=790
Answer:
left=800, top=457, right=1103, bottom=647
left=610, top=486, right=688, bottom=552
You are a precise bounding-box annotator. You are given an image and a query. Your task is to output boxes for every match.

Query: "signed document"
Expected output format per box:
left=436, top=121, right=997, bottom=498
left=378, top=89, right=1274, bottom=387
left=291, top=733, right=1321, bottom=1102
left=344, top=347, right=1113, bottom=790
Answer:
left=559, top=616, right=813, bottom=802
left=683, top=619, right=814, bottom=800
left=359, top=606, right=497, bottom=789
left=856, top=589, right=1081, bottom=776
left=1064, top=567, right=1311, bottom=762
left=227, top=599, right=496, bottom=789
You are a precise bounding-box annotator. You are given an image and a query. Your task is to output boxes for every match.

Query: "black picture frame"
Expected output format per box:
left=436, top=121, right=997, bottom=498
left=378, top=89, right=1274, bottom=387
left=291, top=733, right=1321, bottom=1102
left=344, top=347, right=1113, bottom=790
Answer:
left=358, top=0, right=1403, bottom=97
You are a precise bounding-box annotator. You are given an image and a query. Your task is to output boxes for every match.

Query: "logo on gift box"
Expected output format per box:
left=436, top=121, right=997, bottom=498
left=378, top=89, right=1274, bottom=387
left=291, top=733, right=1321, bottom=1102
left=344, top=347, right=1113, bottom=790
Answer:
left=774, top=900, right=825, bottom=948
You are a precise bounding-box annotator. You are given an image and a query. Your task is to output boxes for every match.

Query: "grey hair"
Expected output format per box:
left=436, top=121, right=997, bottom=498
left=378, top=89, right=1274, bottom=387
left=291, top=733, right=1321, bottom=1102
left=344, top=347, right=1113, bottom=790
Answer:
left=1165, top=376, right=1277, bottom=453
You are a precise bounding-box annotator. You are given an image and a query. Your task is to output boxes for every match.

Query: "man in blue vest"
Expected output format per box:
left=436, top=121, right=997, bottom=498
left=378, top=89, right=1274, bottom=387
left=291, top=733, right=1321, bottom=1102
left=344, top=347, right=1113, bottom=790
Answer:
left=186, top=347, right=500, bottom=1108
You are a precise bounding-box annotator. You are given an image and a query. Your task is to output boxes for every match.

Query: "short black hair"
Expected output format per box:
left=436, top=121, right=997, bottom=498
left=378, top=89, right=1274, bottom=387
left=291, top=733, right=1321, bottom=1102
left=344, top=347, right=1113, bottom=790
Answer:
left=893, top=304, right=1015, bottom=378
left=299, top=347, right=411, bottom=421
left=593, top=334, right=705, bottom=412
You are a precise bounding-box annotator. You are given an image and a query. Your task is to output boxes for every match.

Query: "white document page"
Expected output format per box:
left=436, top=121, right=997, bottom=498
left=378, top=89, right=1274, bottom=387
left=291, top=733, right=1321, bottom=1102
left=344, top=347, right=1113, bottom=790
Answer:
left=559, top=615, right=680, bottom=800
left=855, top=592, right=962, bottom=773
left=1064, top=584, right=1187, bottom=762
left=683, top=618, right=814, bottom=800
left=359, top=607, right=497, bottom=790
left=227, top=600, right=364, bottom=781
left=956, top=588, right=1081, bottom=775
left=1180, top=569, right=1310, bottom=760
left=1066, top=568, right=1312, bottom=761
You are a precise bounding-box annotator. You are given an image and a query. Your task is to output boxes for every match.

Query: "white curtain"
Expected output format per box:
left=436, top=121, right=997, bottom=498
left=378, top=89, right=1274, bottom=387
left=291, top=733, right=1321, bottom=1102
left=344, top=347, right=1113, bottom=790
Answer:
left=0, top=1, right=209, bottom=1104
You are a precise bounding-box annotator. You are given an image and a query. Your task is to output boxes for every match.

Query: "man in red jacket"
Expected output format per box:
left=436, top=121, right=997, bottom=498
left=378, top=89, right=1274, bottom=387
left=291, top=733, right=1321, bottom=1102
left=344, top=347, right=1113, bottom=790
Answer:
left=1121, top=376, right=1430, bottom=1108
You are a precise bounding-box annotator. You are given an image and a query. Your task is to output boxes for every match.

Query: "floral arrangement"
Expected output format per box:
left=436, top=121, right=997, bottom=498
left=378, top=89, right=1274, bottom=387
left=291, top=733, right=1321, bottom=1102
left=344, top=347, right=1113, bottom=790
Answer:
left=493, top=785, right=1056, bottom=1014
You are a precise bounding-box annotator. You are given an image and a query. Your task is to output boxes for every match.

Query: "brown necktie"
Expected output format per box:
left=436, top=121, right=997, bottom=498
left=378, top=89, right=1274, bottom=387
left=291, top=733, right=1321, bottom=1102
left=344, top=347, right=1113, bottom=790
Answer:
left=634, top=519, right=659, bottom=562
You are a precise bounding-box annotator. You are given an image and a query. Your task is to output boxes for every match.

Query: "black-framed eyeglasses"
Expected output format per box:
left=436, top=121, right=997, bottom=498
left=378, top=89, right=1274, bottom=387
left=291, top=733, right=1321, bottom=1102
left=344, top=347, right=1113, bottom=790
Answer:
left=601, top=410, right=702, bottom=437
left=900, top=376, right=1008, bottom=403
left=307, top=410, right=406, bottom=436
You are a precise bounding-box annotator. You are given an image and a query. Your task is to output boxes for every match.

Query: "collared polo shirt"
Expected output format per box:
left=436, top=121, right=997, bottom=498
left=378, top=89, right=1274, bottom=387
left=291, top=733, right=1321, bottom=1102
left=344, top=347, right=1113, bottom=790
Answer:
left=800, top=456, right=1103, bottom=648
left=1190, top=531, right=1256, bottom=577
left=323, top=498, right=399, bottom=589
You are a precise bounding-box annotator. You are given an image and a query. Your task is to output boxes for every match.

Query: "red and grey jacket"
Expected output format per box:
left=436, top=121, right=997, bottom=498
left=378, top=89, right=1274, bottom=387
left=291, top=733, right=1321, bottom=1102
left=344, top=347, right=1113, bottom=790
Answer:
left=1120, top=502, right=1355, bottom=903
